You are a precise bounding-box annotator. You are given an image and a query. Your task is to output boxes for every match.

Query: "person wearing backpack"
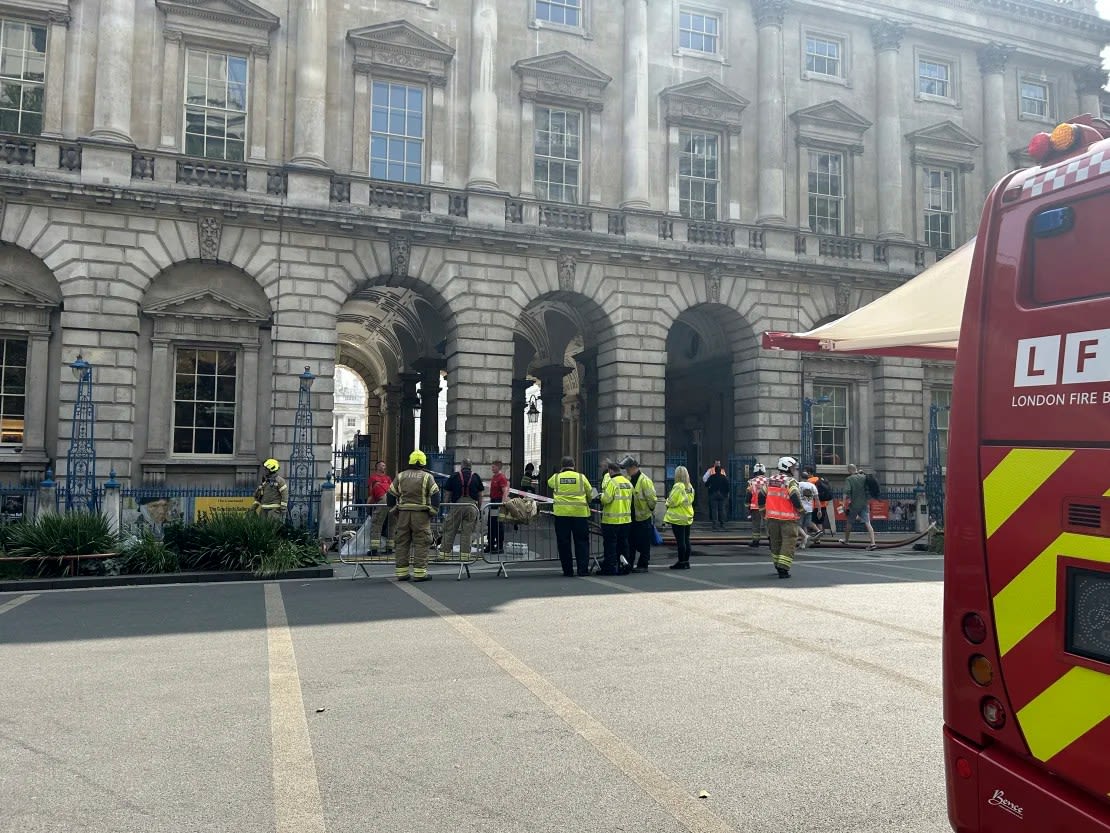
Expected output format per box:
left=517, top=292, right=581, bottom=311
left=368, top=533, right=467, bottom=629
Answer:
left=841, top=464, right=876, bottom=549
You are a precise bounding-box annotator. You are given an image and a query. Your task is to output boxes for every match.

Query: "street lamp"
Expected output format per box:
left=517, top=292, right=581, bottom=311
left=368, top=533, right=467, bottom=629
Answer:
left=525, top=394, right=540, bottom=425
left=65, top=355, right=97, bottom=512
left=800, top=393, right=831, bottom=473
left=287, top=366, right=317, bottom=529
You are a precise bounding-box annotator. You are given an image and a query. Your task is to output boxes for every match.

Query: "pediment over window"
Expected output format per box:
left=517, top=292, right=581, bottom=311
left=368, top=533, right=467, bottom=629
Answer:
left=348, top=20, right=455, bottom=85
left=513, top=51, right=611, bottom=110
left=0, top=276, right=59, bottom=308
left=791, top=100, right=872, bottom=152
left=156, top=0, right=278, bottom=48
left=0, top=0, right=72, bottom=22
left=661, top=78, right=749, bottom=132
left=907, top=121, right=981, bottom=170
left=145, top=288, right=270, bottom=322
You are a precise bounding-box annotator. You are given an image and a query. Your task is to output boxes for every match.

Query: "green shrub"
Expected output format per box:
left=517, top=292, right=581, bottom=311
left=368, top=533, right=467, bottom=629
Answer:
left=120, top=530, right=180, bottom=575
left=7, top=513, right=117, bottom=559
left=166, top=511, right=323, bottom=575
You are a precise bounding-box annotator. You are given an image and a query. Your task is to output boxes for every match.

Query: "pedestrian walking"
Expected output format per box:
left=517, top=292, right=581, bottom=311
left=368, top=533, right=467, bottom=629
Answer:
left=706, top=465, right=730, bottom=529
left=485, top=460, right=509, bottom=554
left=746, top=462, right=767, bottom=546
left=841, top=463, right=877, bottom=549
left=519, top=462, right=537, bottom=494
left=440, top=459, right=484, bottom=559
left=547, top=456, right=596, bottom=577
left=665, top=465, right=695, bottom=569
left=252, top=458, right=288, bottom=521
left=386, top=450, right=441, bottom=581
left=623, top=456, right=658, bottom=572
left=760, top=456, right=804, bottom=579
left=796, top=475, right=821, bottom=549
left=599, top=461, right=633, bottom=575
left=367, top=460, right=393, bottom=554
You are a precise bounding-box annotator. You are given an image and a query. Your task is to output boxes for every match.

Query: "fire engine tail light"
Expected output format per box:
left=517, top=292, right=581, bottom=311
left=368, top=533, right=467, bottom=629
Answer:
left=969, top=655, right=994, bottom=686
left=954, top=757, right=974, bottom=779
left=962, top=612, right=987, bottom=644
left=1028, top=132, right=1053, bottom=162
left=981, top=697, right=1007, bottom=730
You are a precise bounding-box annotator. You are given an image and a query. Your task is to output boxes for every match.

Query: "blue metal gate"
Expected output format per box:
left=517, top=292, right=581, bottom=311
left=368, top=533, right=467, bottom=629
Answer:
left=333, top=433, right=371, bottom=531
left=727, top=454, right=757, bottom=520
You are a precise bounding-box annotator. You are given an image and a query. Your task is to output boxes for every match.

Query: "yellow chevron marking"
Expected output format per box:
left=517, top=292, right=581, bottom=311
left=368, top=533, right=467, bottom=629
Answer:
left=982, top=449, right=1072, bottom=538
left=994, top=533, right=1110, bottom=656
left=1017, top=666, right=1110, bottom=762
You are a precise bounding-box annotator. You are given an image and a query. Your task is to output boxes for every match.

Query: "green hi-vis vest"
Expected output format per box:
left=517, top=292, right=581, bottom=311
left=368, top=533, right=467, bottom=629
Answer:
left=600, top=475, right=633, bottom=524
left=547, top=470, right=593, bottom=518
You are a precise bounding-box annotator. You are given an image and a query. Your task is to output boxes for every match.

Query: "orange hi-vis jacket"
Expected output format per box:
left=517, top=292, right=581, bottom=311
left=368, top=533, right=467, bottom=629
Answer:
left=748, top=475, right=767, bottom=510
left=807, top=476, right=824, bottom=510
left=764, top=473, right=801, bottom=521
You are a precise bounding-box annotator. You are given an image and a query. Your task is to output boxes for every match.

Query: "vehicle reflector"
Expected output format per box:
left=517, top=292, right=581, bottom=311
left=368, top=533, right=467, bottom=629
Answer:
left=1032, top=206, right=1074, bottom=238
left=1065, top=567, right=1110, bottom=665
left=1050, top=122, right=1080, bottom=152
left=969, top=655, right=994, bottom=686
left=1027, top=132, right=1053, bottom=161
left=981, top=697, right=1006, bottom=729
left=962, top=612, right=987, bottom=644
left=955, top=757, right=973, bottom=779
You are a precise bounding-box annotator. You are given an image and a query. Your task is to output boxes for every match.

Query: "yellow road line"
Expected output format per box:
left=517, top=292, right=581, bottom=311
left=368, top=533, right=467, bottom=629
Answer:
left=1017, top=666, right=1110, bottom=762
left=0, top=594, right=37, bottom=615
left=398, top=581, right=741, bottom=833
left=264, top=584, right=326, bottom=833
left=982, top=448, right=1072, bottom=538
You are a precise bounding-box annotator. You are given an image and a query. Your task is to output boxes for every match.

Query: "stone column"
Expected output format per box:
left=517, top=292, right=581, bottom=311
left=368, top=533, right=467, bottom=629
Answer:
left=510, top=379, right=529, bottom=491
left=398, top=373, right=420, bottom=458
left=21, top=332, right=51, bottom=462
left=90, top=0, right=136, bottom=143
left=377, top=385, right=401, bottom=471
left=1074, top=65, right=1108, bottom=120
left=240, top=343, right=260, bottom=458
left=574, top=348, right=599, bottom=459
left=536, top=365, right=572, bottom=489
left=621, top=0, right=650, bottom=208
left=249, top=46, right=270, bottom=161
left=41, top=11, right=70, bottom=137
left=467, top=0, right=499, bottom=189
left=416, top=360, right=444, bottom=453
left=158, top=30, right=184, bottom=150
left=753, top=0, right=788, bottom=224
left=872, top=20, right=907, bottom=240
left=978, top=42, right=1016, bottom=188
left=291, top=0, right=328, bottom=167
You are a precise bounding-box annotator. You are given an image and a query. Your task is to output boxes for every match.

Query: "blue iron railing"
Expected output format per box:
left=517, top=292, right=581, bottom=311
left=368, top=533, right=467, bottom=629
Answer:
left=119, top=486, right=320, bottom=536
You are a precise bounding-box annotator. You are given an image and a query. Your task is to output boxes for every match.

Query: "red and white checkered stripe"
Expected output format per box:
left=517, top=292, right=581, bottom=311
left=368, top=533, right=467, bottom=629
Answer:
left=1022, top=149, right=1110, bottom=197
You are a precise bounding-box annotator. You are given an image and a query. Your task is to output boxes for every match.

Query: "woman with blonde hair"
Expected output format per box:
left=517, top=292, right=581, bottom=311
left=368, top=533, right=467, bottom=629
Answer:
left=664, top=465, right=695, bottom=569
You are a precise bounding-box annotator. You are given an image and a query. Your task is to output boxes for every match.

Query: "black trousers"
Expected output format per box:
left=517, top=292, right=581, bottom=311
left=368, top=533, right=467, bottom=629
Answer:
left=601, top=523, right=631, bottom=574
left=630, top=518, right=653, bottom=568
left=672, top=524, right=691, bottom=563
left=554, top=515, right=590, bottom=575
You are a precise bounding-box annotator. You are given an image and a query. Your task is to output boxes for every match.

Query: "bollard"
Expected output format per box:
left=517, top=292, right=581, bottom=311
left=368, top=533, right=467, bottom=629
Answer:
left=317, top=473, right=336, bottom=542
left=103, top=469, right=121, bottom=536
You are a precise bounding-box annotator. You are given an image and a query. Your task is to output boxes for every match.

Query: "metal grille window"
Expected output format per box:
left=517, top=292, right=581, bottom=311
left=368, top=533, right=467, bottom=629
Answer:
left=184, top=50, right=248, bottom=161
left=805, top=35, right=842, bottom=78
left=918, top=59, right=951, bottom=99
left=534, top=107, right=581, bottom=204
left=536, top=0, right=581, bottom=27
left=812, top=384, right=848, bottom=467
left=370, top=81, right=424, bottom=184
left=932, top=388, right=951, bottom=464
left=923, top=167, right=956, bottom=250
left=808, top=151, right=844, bottom=236
left=1021, top=80, right=1050, bottom=118
left=678, top=130, right=719, bottom=220
left=679, top=10, right=719, bottom=54
left=0, top=339, right=25, bottom=445
left=0, top=19, right=46, bottom=135
left=174, top=349, right=237, bottom=456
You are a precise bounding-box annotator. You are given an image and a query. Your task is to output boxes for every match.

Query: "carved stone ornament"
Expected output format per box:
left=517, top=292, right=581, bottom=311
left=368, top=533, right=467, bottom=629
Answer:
left=514, top=51, right=611, bottom=110
left=557, top=254, right=576, bottom=292
left=154, top=0, right=280, bottom=33
left=791, top=100, right=872, bottom=152
left=390, top=236, right=411, bottom=279
left=751, top=0, right=788, bottom=28
left=835, top=285, right=852, bottom=317
left=348, top=20, right=455, bottom=86
left=1074, top=64, right=1109, bottom=96
left=661, top=78, right=749, bottom=132
left=198, top=216, right=222, bottom=261
left=977, top=42, right=1016, bottom=75
left=870, top=19, right=907, bottom=52
left=705, top=268, right=723, bottom=305
left=906, top=120, right=981, bottom=171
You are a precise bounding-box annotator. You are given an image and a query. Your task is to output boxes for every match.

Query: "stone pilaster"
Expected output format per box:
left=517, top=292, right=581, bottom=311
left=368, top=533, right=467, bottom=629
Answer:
left=249, top=46, right=270, bottom=161
left=872, top=20, right=907, bottom=240
left=158, top=30, right=184, bottom=150
left=753, top=0, right=788, bottom=224
left=291, top=0, right=328, bottom=167
left=90, top=0, right=136, bottom=143
left=621, top=0, right=650, bottom=208
left=535, top=364, right=573, bottom=489
left=467, top=0, right=499, bottom=189
left=1074, top=65, right=1108, bottom=120
left=510, top=378, right=529, bottom=490
left=978, top=42, right=1016, bottom=188
left=377, top=384, right=401, bottom=472
left=41, top=11, right=70, bottom=137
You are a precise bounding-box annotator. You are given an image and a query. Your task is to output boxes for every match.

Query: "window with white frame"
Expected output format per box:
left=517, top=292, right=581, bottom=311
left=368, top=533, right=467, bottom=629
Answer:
left=918, top=58, right=952, bottom=99
left=173, top=348, right=237, bottom=456
left=805, top=34, right=842, bottom=78
left=0, top=18, right=46, bottom=136
left=370, top=81, right=425, bottom=184
left=536, top=0, right=581, bottom=27
left=813, top=383, right=849, bottom=467
left=534, top=107, right=581, bottom=203
left=0, top=338, right=26, bottom=445
left=678, top=130, right=719, bottom=220
left=184, top=50, right=248, bottom=161
left=807, top=150, right=844, bottom=235
left=679, top=9, right=720, bottom=54
left=1020, top=79, right=1050, bottom=119
left=931, top=388, right=951, bottom=465
left=923, top=167, right=956, bottom=250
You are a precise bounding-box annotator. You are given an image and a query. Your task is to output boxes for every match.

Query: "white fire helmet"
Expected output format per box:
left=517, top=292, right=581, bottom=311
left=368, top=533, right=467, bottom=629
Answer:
left=777, top=456, right=798, bottom=473
left=752, top=462, right=766, bottom=475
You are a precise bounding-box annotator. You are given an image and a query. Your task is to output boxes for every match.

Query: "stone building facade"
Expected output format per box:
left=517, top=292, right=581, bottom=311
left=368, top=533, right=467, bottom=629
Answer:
left=0, top=0, right=1105, bottom=491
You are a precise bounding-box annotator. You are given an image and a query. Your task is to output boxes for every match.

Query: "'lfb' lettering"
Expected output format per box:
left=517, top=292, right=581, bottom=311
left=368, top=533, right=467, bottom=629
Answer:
left=1015, top=329, right=1110, bottom=387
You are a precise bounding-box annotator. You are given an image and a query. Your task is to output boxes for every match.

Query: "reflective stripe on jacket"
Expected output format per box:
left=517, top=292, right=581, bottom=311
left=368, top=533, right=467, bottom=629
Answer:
left=255, top=475, right=288, bottom=510
left=599, top=475, right=633, bottom=524
left=663, top=483, right=694, bottom=525
left=630, top=473, right=658, bottom=523
left=547, top=470, right=593, bottom=518
left=388, top=469, right=439, bottom=511
left=764, top=474, right=800, bottom=521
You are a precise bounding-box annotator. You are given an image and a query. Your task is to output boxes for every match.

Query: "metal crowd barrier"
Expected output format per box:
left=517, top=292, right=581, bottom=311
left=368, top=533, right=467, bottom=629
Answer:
left=481, top=504, right=606, bottom=577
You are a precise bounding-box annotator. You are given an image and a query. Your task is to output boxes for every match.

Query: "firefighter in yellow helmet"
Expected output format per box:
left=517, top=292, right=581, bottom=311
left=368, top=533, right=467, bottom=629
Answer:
left=253, top=458, right=288, bottom=520
left=386, top=450, right=441, bottom=581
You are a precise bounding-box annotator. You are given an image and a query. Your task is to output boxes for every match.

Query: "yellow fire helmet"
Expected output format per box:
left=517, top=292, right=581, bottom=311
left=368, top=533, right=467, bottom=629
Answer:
left=263, top=458, right=280, bottom=473
left=408, top=450, right=427, bottom=466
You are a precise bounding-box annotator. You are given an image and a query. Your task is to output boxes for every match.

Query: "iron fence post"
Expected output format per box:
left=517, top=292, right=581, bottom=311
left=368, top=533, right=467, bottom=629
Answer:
left=65, top=356, right=98, bottom=512
left=287, top=366, right=317, bottom=529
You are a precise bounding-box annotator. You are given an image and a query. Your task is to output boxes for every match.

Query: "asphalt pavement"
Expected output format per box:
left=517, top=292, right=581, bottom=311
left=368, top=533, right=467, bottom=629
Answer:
left=0, top=544, right=948, bottom=833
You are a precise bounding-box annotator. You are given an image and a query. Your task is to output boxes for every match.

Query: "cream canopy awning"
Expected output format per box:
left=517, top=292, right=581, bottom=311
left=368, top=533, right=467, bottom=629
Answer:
left=762, top=238, right=973, bottom=360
